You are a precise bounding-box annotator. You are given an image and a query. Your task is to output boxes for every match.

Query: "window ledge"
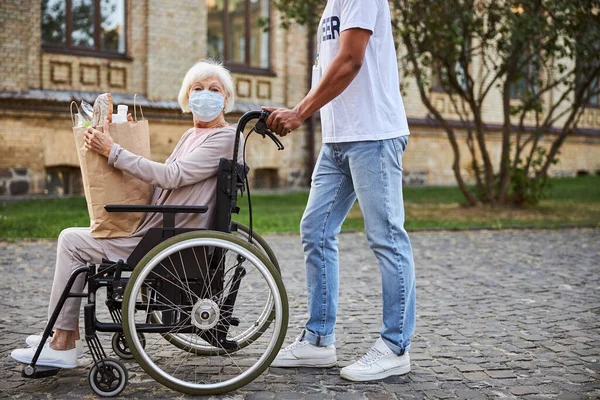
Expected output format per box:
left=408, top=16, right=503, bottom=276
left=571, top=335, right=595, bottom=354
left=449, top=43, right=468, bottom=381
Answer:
left=42, top=46, right=133, bottom=61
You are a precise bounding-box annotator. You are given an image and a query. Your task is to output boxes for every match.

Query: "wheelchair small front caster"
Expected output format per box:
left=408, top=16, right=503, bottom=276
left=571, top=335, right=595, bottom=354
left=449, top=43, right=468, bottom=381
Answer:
left=112, top=332, right=145, bottom=360
left=89, top=358, right=128, bottom=397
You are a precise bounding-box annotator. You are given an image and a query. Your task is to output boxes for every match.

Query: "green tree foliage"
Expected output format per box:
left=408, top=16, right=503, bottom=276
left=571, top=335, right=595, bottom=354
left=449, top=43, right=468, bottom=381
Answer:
left=270, top=0, right=324, bottom=34
left=272, top=0, right=600, bottom=206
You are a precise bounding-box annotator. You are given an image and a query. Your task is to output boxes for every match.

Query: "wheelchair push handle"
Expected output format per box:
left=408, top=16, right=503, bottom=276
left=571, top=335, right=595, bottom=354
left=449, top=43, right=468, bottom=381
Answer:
left=254, top=111, right=284, bottom=151
left=232, top=109, right=284, bottom=165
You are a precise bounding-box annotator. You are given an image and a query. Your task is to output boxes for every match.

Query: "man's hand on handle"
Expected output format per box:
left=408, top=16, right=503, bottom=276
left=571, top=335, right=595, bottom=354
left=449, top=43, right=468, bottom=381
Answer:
left=261, top=106, right=305, bottom=137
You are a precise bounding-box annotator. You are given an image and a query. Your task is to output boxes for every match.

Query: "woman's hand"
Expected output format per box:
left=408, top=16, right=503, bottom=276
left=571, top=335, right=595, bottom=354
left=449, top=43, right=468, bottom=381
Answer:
left=84, top=119, right=114, bottom=157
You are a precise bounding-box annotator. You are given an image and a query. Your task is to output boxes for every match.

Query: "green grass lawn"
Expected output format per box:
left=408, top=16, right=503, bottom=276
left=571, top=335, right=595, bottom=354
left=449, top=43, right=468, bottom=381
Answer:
left=0, top=175, right=598, bottom=239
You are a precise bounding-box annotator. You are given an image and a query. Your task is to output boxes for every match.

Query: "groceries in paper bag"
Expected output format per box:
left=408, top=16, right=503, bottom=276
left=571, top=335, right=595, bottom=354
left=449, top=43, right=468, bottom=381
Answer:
left=71, top=93, right=153, bottom=238
left=73, top=93, right=130, bottom=128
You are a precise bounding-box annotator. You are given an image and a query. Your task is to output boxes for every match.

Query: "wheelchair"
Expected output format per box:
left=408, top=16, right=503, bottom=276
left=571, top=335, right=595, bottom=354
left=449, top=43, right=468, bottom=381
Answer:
left=21, top=110, right=289, bottom=397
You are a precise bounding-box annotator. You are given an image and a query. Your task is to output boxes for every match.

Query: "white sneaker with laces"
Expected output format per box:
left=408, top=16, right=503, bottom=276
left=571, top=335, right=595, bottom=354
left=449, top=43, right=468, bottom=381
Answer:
left=26, top=333, right=85, bottom=359
left=11, top=343, right=78, bottom=369
left=340, top=338, right=410, bottom=381
left=271, top=337, right=337, bottom=367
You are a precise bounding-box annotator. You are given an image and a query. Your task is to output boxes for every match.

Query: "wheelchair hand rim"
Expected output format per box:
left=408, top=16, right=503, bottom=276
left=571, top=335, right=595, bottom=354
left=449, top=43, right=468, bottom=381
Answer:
left=124, top=235, right=285, bottom=392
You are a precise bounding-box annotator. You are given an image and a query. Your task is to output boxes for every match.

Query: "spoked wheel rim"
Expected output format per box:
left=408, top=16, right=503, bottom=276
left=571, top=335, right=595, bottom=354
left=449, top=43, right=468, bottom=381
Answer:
left=155, top=292, right=275, bottom=354
left=122, top=232, right=287, bottom=395
left=154, top=224, right=280, bottom=354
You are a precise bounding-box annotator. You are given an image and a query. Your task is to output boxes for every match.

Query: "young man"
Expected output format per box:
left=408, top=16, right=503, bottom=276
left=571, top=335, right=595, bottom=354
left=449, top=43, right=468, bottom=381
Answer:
left=263, top=0, right=416, bottom=381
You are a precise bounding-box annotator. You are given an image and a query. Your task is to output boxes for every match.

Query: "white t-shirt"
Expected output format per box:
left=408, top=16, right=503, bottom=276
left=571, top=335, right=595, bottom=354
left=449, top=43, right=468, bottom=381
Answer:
left=317, top=0, right=410, bottom=143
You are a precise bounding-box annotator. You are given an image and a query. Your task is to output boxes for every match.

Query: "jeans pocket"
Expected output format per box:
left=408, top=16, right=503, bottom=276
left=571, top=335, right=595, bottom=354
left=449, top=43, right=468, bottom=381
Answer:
left=392, top=136, right=409, bottom=168
left=394, top=135, right=408, bottom=154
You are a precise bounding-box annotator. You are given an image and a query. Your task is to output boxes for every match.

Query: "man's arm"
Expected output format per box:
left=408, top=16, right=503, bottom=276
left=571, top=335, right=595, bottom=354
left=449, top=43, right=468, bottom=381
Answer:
left=263, top=27, right=372, bottom=136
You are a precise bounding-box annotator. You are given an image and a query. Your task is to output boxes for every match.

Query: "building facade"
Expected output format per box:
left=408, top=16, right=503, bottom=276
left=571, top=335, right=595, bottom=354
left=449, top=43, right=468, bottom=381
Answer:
left=0, top=0, right=598, bottom=196
left=0, top=0, right=313, bottom=196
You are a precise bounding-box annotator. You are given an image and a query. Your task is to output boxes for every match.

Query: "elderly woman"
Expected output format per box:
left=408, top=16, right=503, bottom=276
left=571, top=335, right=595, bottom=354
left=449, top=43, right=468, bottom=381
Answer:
left=11, top=60, right=241, bottom=369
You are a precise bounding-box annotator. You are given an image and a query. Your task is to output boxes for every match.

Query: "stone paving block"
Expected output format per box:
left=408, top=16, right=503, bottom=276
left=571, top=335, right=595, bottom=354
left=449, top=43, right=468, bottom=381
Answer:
left=454, top=389, right=490, bottom=400
left=276, top=392, right=308, bottom=400
left=335, top=393, right=365, bottom=400
left=556, top=393, right=585, bottom=400
left=485, top=369, right=517, bottom=379
left=431, top=366, right=454, bottom=374
left=461, top=371, right=489, bottom=382
left=455, top=364, right=484, bottom=372
left=306, top=394, right=334, bottom=400
left=422, top=389, right=456, bottom=399
left=365, top=392, right=397, bottom=400
left=409, top=382, right=440, bottom=391
left=510, top=386, right=541, bottom=395
left=436, top=373, right=464, bottom=381
left=245, top=393, right=277, bottom=400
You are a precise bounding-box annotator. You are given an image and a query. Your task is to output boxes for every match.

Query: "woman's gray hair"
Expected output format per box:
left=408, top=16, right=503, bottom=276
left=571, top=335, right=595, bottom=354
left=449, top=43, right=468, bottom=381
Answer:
left=178, top=60, right=235, bottom=113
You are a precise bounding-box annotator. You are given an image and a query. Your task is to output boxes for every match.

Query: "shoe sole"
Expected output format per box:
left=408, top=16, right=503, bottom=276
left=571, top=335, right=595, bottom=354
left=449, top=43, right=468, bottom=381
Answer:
left=271, top=357, right=338, bottom=368
left=11, top=353, right=77, bottom=369
left=340, top=364, right=411, bottom=381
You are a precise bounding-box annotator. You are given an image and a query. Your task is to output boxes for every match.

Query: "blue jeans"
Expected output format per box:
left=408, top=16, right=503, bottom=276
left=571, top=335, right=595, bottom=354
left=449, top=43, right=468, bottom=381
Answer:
left=299, top=136, right=416, bottom=355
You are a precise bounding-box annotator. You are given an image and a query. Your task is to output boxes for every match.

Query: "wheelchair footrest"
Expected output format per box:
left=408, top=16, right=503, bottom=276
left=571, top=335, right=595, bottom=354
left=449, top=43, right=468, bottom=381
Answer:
left=22, top=365, right=61, bottom=379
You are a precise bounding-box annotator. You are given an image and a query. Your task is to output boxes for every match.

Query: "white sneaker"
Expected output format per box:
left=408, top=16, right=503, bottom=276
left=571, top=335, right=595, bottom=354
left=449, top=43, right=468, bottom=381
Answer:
left=271, top=337, right=337, bottom=367
left=11, top=343, right=78, bottom=369
left=340, top=338, right=410, bottom=381
left=26, top=334, right=85, bottom=359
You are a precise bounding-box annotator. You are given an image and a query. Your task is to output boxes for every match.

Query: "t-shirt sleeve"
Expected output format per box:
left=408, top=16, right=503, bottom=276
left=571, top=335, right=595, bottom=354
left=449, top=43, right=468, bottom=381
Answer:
left=339, top=0, right=380, bottom=33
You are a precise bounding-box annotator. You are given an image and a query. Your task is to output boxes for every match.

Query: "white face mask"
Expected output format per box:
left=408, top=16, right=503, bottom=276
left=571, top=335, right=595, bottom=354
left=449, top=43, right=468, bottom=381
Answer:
left=188, top=90, right=225, bottom=122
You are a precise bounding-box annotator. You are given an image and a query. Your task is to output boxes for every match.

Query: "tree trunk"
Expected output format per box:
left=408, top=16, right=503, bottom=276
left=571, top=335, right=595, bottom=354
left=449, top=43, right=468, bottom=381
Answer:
left=497, top=79, right=514, bottom=205
left=403, top=36, right=479, bottom=206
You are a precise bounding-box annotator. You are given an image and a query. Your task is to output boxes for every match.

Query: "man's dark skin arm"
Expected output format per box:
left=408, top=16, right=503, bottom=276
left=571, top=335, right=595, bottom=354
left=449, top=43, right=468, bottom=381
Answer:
left=262, top=27, right=372, bottom=136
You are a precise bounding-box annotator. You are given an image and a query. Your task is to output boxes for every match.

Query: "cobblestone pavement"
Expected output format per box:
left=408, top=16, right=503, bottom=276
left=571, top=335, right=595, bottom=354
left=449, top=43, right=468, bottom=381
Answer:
left=0, top=229, right=598, bottom=399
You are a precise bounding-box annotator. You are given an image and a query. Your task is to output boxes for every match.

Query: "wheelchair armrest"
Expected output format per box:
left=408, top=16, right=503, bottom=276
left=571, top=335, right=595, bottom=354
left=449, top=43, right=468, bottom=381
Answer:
left=104, top=205, right=208, bottom=214
left=104, top=205, right=208, bottom=230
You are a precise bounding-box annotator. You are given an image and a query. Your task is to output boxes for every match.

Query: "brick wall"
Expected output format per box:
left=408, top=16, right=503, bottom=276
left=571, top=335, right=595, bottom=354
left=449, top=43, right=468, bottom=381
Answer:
left=146, top=0, right=205, bottom=101
left=0, top=0, right=35, bottom=92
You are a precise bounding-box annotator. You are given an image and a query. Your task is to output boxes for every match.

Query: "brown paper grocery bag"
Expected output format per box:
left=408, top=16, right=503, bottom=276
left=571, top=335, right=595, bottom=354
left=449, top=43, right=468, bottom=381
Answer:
left=73, top=116, right=153, bottom=238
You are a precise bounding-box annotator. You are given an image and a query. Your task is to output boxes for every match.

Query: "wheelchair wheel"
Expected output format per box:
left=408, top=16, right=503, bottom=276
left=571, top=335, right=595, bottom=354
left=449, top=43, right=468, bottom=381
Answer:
left=233, top=222, right=280, bottom=271
left=88, top=358, right=128, bottom=397
left=149, top=224, right=281, bottom=356
left=159, top=222, right=280, bottom=355
left=122, top=231, right=288, bottom=395
left=112, top=332, right=146, bottom=360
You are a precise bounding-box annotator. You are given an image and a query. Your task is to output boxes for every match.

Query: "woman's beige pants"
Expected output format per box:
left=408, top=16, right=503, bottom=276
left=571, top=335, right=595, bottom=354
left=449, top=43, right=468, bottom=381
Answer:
left=49, top=228, right=137, bottom=331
